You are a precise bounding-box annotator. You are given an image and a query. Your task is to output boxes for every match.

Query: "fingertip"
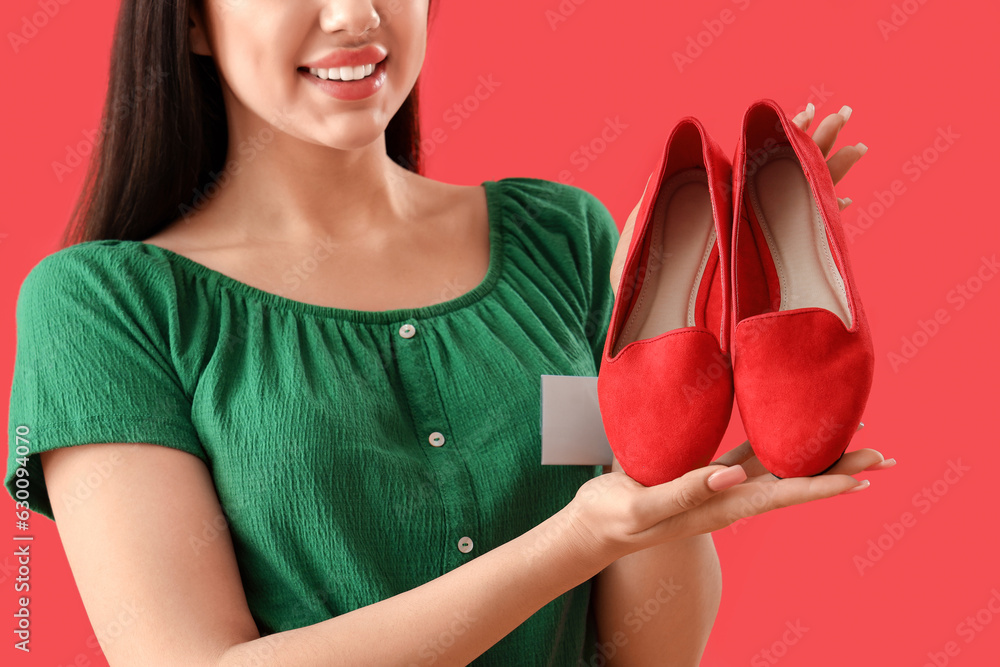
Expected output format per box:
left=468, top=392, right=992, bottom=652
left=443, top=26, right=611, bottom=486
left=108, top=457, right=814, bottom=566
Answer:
left=707, top=464, right=747, bottom=491
left=791, top=106, right=811, bottom=130
left=838, top=479, right=871, bottom=495
left=864, top=457, right=896, bottom=471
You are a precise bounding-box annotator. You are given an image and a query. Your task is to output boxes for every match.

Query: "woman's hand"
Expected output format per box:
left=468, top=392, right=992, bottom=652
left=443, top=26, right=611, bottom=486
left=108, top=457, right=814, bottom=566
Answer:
left=579, top=100, right=882, bottom=564
left=609, top=101, right=867, bottom=296
left=566, top=425, right=895, bottom=563
left=791, top=102, right=867, bottom=211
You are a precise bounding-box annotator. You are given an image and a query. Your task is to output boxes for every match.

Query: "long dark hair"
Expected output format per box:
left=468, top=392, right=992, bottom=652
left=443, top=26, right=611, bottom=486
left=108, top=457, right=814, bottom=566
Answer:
left=60, top=0, right=434, bottom=248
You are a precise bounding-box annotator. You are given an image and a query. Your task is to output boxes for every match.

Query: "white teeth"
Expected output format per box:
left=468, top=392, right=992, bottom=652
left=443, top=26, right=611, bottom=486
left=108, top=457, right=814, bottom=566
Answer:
left=306, top=62, right=377, bottom=81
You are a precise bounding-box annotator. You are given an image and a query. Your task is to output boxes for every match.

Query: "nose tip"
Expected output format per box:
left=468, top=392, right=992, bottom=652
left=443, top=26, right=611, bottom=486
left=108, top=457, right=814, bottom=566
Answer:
left=319, top=3, right=381, bottom=37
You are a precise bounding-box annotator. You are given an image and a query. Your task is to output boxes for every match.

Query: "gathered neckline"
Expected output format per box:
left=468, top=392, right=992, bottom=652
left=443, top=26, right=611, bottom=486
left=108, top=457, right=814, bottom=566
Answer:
left=92, top=180, right=505, bottom=324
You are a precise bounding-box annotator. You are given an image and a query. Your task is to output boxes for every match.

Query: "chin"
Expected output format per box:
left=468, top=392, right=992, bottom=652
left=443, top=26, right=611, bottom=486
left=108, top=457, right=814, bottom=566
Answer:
left=317, top=125, right=387, bottom=151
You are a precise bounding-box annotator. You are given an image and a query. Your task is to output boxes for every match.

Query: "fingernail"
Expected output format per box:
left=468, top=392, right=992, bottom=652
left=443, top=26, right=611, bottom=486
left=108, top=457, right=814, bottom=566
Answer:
left=859, top=422, right=864, bottom=428
left=842, top=197, right=853, bottom=207
left=708, top=465, right=747, bottom=491
left=865, top=458, right=896, bottom=471
left=839, top=479, right=871, bottom=495
left=839, top=105, right=853, bottom=121
left=806, top=102, right=815, bottom=117
left=856, top=142, right=868, bottom=155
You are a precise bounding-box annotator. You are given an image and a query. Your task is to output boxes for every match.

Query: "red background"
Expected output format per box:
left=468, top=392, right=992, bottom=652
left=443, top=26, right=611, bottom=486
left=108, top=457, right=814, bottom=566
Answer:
left=2, top=0, right=997, bottom=665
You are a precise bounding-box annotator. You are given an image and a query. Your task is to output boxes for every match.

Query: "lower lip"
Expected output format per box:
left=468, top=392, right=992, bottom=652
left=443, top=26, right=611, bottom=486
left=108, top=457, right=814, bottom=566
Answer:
left=298, top=59, right=387, bottom=101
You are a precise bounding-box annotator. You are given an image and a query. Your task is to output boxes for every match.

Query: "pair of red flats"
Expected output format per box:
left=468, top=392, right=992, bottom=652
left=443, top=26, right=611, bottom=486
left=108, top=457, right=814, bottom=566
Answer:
left=597, top=98, right=874, bottom=485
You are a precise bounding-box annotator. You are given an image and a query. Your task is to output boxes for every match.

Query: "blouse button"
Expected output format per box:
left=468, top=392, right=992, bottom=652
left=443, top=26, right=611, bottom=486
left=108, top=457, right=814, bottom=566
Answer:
left=428, top=432, right=445, bottom=447
left=399, top=323, right=416, bottom=338
left=458, top=536, right=474, bottom=553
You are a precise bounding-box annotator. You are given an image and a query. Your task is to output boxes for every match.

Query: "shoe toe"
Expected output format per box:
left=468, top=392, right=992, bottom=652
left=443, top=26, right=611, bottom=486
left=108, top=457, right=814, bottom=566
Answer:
left=598, top=330, right=734, bottom=486
left=733, top=308, right=874, bottom=478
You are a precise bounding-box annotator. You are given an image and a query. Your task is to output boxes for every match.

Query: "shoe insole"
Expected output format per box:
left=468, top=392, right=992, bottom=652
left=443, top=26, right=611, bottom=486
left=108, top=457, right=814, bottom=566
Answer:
left=747, top=145, right=852, bottom=328
left=615, top=168, right=715, bottom=356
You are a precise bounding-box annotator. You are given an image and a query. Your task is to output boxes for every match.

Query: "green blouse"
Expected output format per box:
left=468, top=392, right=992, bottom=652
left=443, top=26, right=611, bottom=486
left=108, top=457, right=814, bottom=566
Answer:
left=5, top=177, right=620, bottom=665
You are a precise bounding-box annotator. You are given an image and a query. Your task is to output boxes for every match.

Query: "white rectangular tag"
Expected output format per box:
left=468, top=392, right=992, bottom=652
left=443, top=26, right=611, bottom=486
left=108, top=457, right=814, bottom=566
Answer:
left=540, top=374, right=613, bottom=466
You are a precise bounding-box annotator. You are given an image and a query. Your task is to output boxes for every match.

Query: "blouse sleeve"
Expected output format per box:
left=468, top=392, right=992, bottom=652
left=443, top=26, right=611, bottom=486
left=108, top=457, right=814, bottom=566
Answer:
left=581, top=191, right=621, bottom=375
left=4, top=246, right=208, bottom=521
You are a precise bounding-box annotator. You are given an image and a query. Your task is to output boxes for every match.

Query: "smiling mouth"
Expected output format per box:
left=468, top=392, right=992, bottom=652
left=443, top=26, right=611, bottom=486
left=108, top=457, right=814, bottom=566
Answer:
left=298, top=63, right=376, bottom=81
left=297, top=55, right=387, bottom=82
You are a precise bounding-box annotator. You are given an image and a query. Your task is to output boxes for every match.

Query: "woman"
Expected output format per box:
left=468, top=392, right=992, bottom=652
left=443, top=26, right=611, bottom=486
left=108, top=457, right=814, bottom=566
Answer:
left=4, top=0, right=891, bottom=665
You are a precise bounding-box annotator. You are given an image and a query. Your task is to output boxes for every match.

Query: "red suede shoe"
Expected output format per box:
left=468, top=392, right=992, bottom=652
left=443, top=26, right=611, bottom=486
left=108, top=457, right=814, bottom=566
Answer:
left=730, top=98, right=874, bottom=479
left=597, top=117, right=734, bottom=487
